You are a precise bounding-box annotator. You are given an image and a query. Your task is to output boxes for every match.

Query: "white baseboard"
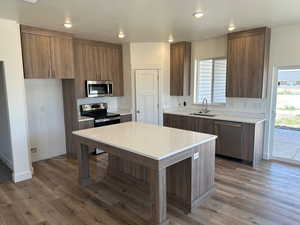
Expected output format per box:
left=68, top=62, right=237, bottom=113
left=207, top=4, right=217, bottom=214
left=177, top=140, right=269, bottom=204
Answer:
left=263, top=152, right=271, bottom=160
left=13, top=170, right=32, bottom=183
left=0, top=151, right=13, bottom=170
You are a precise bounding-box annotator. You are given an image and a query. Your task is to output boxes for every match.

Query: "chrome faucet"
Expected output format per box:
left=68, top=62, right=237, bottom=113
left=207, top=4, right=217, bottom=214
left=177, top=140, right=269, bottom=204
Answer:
left=201, top=97, right=209, bottom=114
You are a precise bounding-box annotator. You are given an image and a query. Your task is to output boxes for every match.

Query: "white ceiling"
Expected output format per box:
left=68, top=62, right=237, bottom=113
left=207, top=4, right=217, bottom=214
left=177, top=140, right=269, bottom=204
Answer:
left=1, top=0, right=300, bottom=43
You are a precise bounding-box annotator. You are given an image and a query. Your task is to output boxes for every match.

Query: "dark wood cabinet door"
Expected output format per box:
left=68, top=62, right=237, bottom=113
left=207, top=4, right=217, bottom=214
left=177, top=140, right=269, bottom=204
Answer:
left=82, top=44, right=98, bottom=80
left=50, top=36, right=75, bottom=79
left=96, top=46, right=109, bottom=80
left=226, top=27, right=270, bottom=98
left=74, top=42, right=86, bottom=98
left=214, top=121, right=244, bottom=159
left=111, top=47, right=124, bottom=96
left=170, top=42, right=191, bottom=96
left=21, top=33, right=51, bottom=78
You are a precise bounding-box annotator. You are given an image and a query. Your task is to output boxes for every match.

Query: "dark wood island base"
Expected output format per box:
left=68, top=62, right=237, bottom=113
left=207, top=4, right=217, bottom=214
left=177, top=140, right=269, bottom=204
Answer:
left=76, top=137, right=215, bottom=225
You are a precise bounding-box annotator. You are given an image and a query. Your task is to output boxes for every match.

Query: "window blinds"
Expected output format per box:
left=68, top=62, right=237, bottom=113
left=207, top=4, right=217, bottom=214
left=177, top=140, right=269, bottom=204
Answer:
left=195, top=58, right=227, bottom=104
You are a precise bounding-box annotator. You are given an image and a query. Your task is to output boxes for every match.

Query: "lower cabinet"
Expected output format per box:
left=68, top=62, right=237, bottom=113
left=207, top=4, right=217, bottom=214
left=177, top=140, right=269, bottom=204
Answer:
left=163, top=113, right=264, bottom=166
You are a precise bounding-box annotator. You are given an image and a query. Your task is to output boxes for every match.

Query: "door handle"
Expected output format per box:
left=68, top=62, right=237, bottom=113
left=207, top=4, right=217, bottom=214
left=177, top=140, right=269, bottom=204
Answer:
left=136, top=110, right=140, bottom=114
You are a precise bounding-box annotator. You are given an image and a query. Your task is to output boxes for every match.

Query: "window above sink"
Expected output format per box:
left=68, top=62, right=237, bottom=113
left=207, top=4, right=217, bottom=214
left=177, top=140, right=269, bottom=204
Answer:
left=194, top=57, right=227, bottom=105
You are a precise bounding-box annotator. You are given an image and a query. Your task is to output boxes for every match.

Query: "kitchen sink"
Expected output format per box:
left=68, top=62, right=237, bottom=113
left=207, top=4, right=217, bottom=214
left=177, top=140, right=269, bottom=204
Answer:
left=190, top=112, right=216, bottom=117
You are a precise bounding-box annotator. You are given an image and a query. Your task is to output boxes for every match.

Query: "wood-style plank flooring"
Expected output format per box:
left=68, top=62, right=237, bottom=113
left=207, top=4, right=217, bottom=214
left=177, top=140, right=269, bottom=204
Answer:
left=0, top=160, right=11, bottom=184
left=1, top=155, right=300, bottom=225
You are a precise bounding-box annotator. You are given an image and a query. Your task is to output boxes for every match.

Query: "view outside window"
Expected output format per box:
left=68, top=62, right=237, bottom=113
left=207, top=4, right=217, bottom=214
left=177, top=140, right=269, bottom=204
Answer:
left=276, top=69, right=300, bottom=129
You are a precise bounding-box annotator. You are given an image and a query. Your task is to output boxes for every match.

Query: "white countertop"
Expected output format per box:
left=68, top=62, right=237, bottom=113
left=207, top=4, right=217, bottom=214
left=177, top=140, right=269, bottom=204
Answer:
left=164, top=110, right=265, bottom=124
left=109, top=109, right=132, bottom=116
left=73, top=122, right=217, bottom=160
left=78, top=116, right=95, bottom=122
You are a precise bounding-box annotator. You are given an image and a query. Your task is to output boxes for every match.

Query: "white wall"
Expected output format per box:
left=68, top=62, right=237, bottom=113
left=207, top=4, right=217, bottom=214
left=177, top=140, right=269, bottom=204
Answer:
left=0, top=18, right=32, bottom=182
left=25, top=80, right=66, bottom=162
left=130, top=42, right=175, bottom=124
left=265, top=24, right=300, bottom=159
left=0, top=62, right=13, bottom=169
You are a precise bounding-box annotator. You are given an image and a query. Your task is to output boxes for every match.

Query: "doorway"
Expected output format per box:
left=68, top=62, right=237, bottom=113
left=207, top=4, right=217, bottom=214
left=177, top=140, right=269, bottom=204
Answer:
left=272, top=68, right=300, bottom=163
left=135, top=69, right=159, bottom=125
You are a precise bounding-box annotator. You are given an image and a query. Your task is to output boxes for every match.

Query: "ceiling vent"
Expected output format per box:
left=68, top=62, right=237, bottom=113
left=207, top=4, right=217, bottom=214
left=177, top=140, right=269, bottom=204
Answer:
left=23, top=0, right=39, bottom=3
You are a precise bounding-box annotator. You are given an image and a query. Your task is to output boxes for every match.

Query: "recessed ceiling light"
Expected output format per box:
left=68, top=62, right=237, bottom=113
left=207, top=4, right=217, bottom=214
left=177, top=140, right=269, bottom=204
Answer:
left=23, top=0, right=39, bottom=3
left=64, top=22, right=72, bottom=29
left=228, top=24, right=236, bottom=32
left=118, top=31, right=125, bottom=39
left=193, top=11, right=204, bottom=18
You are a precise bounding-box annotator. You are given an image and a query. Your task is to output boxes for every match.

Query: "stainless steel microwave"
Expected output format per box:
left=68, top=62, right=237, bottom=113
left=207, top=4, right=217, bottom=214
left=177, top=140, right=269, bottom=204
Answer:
left=86, top=81, right=113, bottom=97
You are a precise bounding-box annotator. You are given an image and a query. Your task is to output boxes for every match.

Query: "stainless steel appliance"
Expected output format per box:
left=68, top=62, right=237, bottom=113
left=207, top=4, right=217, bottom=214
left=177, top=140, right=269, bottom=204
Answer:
left=86, top=81, right=113, bottom=97
left=80, top=103, right=120, bottom=154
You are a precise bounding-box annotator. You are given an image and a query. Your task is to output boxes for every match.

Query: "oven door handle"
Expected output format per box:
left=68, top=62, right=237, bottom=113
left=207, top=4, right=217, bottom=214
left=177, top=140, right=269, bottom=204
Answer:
left=95, top=117, right=120, bottom=123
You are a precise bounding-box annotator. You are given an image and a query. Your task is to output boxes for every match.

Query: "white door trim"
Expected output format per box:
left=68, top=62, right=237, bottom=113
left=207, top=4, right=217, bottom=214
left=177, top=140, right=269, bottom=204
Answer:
left=133, top=69, right=161, bottom=125
left=268, top=65, right=300, bottom=161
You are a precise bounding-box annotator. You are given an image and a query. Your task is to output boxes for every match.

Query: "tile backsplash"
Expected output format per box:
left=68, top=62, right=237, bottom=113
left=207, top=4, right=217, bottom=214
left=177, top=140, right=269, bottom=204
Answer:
left=165, top=96, right=267, bottom=115
left=77, top=96, right=131, bottom=115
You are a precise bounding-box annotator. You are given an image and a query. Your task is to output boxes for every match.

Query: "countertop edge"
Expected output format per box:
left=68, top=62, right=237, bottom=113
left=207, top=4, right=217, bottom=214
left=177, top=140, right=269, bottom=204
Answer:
left=78, top=116, right=95, bottom=122
left=163, top=111, right=266, bottom=124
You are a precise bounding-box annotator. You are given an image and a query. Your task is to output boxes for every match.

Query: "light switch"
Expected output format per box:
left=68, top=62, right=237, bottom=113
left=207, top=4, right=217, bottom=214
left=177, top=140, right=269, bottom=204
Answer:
left=193, top=152, right=199, bottom=160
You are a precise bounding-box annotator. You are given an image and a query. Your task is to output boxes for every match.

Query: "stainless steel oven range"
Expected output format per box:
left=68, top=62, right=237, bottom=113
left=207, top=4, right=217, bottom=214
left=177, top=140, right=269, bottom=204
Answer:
left=80, top=103, right=120, bottom=154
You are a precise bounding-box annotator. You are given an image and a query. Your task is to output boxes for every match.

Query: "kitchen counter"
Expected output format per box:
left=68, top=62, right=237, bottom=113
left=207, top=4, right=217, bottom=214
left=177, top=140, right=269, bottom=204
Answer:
left=164, top=110, right=265, bottom=124
left=108, top=109, right=132, bottom=116
left=73, top=122, right=216, bottom=225
left=78, top=116, right=94, bottom=122
left=73, top=122, right=216, bottom=160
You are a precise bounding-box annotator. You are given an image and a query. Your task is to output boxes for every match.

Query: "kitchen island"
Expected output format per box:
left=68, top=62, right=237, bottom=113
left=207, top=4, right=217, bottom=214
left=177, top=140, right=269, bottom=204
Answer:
left=73, top=122, right=217, bottom=225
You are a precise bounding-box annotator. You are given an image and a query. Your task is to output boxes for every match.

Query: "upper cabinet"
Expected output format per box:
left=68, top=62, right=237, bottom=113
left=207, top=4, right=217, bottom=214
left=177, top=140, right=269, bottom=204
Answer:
left=226, top=27, right=271, bottom=98
left=21, top=25, right=75, bottom=79
left=74, top=39, right=124, bottom=98
left=170, top=41, right=191, bottom=96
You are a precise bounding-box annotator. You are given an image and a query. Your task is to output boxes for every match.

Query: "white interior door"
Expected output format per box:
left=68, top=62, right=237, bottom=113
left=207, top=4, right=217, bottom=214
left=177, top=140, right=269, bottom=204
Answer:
left=135, top=69, right=159, bottom=125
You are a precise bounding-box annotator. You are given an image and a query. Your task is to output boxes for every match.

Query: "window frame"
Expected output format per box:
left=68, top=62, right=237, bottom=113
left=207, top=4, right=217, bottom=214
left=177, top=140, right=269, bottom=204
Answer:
left=193, top=56, right=227, bottom=106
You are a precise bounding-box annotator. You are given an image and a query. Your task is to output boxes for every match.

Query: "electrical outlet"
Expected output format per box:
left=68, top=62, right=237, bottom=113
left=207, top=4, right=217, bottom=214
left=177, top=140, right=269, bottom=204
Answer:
left=31, top=147, right=38, bottom=154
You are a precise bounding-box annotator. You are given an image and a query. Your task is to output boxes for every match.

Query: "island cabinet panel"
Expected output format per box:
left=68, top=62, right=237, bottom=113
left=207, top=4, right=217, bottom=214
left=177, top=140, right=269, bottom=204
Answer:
left=170, top=42, right=191, bottom=96
left=73, top=39, right=124, bottom=98
left=106, top=142, right=216, bottom=216
left=21, top=25, right=75, bottom=79
left=163, top=113, right=264, bottom=166
left=226, top=27, right=271, bottom=98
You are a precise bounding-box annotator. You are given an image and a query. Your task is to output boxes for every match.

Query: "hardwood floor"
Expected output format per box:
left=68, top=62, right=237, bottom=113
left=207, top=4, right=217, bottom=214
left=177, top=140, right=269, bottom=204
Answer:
left=0, top=160, right=11, bottom=184
left=0, top=155, right=300, bottom=225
